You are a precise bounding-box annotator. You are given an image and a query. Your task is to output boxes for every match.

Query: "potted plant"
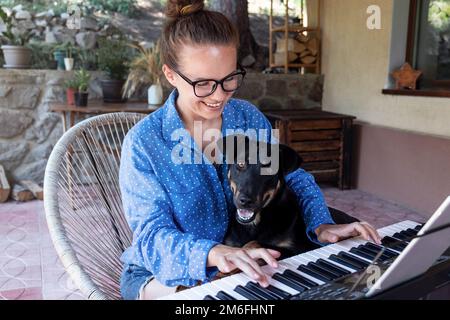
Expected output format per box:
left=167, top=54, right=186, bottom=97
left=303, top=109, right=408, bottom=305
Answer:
left=73, top=69, right=91, bottom=107
left=97, top=36, right=134, bottom=103
left=64, top=41, right=76, bottom=71
left=0, top=7, right=33, bottom=69
left=122, top=39, right=164, bottom=106
left=63, top=77, right=78, bottom=105
left=52, top=42, right=67, bottom=70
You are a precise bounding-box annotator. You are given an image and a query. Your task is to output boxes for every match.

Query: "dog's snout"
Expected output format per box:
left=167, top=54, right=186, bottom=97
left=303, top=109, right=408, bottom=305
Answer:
left=238, top=194, right=253, bottom=207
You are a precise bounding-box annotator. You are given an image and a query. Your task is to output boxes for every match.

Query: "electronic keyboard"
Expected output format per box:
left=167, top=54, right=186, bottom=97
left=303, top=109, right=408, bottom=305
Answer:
left=158, top=220, right=450, bottom=300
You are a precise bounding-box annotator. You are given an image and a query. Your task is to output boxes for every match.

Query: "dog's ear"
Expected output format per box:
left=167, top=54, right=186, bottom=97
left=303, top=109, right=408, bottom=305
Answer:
left=216, top=134, right=249, bottom=164
left=279, top=144, right=303, bottom=175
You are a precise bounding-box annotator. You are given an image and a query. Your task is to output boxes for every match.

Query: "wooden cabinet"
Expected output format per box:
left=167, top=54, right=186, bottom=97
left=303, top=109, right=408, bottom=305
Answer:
left=263, top=109, right=356, bottom=189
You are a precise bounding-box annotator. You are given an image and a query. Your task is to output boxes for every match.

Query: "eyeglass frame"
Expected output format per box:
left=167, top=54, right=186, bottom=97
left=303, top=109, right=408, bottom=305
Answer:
left=171, top=64, right=247, bottom=98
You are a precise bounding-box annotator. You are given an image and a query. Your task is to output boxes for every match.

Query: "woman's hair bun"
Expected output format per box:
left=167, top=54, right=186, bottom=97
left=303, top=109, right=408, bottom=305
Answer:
left=165, top=0, right=205, bottom=19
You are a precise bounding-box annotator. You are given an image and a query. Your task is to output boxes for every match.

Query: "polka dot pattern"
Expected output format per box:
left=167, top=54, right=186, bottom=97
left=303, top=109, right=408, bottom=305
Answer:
left=119, top=89, right=335, bottom=287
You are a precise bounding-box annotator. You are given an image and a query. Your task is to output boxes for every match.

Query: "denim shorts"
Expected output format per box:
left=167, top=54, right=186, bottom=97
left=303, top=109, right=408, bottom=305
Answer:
left=120, top=264, right=154, bottom=300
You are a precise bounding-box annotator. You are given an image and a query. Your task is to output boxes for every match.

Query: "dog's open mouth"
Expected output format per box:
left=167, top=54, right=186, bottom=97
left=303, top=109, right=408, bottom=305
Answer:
left=236, top=209, right=256, bottom=224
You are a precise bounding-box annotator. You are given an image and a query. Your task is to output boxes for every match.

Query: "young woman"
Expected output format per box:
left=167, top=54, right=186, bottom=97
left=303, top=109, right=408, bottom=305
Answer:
left=119, top=0, right=381, bottom=300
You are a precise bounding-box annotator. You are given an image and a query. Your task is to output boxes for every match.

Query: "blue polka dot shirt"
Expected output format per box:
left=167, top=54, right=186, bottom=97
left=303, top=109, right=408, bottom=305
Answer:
left=119, top=89, right=335, bottom=287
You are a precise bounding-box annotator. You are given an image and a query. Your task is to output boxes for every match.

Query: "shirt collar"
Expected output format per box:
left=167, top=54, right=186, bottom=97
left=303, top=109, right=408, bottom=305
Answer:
left=162, top=89, right=245, bottom=143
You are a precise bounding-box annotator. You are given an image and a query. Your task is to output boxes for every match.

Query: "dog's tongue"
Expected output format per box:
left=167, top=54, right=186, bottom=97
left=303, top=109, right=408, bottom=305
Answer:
left=237, top=209, right=254, bottom=218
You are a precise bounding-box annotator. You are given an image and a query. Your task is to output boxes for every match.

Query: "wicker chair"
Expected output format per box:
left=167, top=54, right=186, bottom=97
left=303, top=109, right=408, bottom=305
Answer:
left=43, top=112, right=146, bottom=300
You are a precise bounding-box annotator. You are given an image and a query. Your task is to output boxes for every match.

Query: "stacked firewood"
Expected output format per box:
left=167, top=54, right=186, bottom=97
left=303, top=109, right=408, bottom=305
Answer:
left=0, top=165, right=43, bottom=203
left=274, top=34, right=319, bottom=66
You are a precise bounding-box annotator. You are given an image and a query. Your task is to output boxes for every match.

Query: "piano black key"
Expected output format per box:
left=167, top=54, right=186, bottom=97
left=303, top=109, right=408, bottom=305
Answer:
left=234, top=285, right=266, bottom=300
left=329, top=254, right=363, bottom=271
left=204, top=295, right=217, bottom=300
left=272, top=273, right=307, bottom=293
left=364, top=242, right=399, bottom=257
left=264, top=284, right=292, bottom=300
left=283, top=269, right=318, bottom=288
left=339, top=252, right=370, bottom=268
left=356, top=245, right=391, bottom=261
left=403, top=228, right=418, bottom=237
left=245, top=282, right=281, bottom=300
left=350, top=247, right=376, bottom=261
left=392, top=232, right=410, bottom=242
left=414, top=225, right=422, bottom=231
left=381, top=236, right=407, bottom=251
left=316, top=259, right=351, bottom=276
left=307, top=262, right=342, bottom=279
left=216, top=291, right=236, bottom=300
left=298, top=264, right=333, bottom=282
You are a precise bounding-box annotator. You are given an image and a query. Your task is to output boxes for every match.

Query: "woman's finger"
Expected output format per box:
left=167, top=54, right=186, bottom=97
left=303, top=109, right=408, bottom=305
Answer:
left=353, top=223, right=371, bottom=242
left=227, top=254, right=269, bottom=286
left=217, top=255, right=236, bottom=274
left=248, top=248, right=280, bottom=268
left=360, top=222, right=382, bottom=244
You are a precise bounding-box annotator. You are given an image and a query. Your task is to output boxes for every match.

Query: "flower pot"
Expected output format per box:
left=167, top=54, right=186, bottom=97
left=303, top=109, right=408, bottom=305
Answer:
left=64, top=58, right=74, bottom=71
left=74, top=92, right=89, bottom=107
left=148, top=83, right=163, bottom=105
left=1, top=45, right=32, bottom=69
left=66, top=88, right=76, bottom=105
left=101, top=79, right=127, bottom=103
left=53, top=50, right=66, bottom=70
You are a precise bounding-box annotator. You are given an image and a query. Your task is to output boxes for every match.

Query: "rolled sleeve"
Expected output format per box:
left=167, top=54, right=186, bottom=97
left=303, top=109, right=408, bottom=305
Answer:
left=285, top=168, right=335, bottom=246
left=188, top=239, right=220, bottom=281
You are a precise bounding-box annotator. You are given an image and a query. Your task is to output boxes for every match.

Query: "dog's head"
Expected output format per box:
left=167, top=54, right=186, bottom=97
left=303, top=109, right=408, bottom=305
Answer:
left=217, top=134, right=302, bottom=225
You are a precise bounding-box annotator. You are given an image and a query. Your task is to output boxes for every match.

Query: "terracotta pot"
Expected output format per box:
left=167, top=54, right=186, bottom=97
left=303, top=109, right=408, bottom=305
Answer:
left=66, top=88, right=76, bottom=105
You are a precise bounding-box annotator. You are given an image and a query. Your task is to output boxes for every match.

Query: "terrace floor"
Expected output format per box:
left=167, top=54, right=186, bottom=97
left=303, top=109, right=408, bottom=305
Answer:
left=0, top=186, right=425, bottom=300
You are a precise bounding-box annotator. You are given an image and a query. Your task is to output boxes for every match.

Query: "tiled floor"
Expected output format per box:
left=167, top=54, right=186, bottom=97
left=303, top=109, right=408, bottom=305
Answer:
left=0, top=186, right=425, bottom=300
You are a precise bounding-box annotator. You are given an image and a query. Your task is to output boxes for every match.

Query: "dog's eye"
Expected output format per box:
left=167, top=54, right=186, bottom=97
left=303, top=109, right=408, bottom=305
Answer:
left=237, top=162, right=246, bottom=169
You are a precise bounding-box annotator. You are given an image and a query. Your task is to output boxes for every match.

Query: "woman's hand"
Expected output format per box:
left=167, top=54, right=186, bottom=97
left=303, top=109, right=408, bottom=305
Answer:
left=207, top=244, right=281, bottom=287
left=315, top=222, right=382, bottom=245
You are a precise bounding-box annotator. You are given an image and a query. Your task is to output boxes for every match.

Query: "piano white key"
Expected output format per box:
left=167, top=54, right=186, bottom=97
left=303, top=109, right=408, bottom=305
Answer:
left=186, top=286, right=212, bottom=300
left=209, top=279, right=248, bottom=300
left=222, top=276, right=256, bottom=299
left=280, top=259, right=326, bottom=285
left=191, top=282, right=219, bottom=300
left=310, top=249, right=358, bottom=272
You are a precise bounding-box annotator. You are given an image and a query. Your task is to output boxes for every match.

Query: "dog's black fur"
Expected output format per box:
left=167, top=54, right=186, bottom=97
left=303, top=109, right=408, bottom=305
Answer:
left=218, top=134, right=359, bottom=259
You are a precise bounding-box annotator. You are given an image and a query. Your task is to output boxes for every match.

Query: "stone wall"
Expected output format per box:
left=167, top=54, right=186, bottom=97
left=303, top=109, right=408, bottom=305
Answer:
left=0, top=69, right=323, bottom=186
left=235, top=72, right=323, bottom=110
left=0, top=69, right=104, bottom=185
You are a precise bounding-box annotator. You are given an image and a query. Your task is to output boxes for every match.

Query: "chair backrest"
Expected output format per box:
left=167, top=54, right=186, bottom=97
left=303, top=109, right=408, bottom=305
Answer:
left=44, top=112, right=147, bottom=300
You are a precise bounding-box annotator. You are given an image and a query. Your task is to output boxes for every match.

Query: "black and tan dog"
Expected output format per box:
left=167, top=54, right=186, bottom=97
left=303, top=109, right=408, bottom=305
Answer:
left=217, top=134, right=358, bottom=259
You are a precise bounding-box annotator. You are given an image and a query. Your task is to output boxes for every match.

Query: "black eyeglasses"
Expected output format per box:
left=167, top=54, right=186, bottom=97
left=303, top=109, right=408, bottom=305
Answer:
left=173, top=66, right=246, bottom=98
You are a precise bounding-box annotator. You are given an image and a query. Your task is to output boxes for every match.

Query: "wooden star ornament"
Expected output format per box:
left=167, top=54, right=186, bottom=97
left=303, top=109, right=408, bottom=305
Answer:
left=391, top=63, right=422, bottom=90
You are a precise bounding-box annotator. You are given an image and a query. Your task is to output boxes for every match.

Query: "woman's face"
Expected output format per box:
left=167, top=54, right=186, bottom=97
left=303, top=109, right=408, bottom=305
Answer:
left=164, top=43, right=238, bottom=122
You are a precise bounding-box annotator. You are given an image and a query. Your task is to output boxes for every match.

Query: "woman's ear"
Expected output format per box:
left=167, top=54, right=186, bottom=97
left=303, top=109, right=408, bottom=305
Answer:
left=162, top=64, right=177, bottom=87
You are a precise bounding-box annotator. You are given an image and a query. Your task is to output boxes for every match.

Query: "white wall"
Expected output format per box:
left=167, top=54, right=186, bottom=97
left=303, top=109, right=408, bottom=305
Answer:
left=321, top=0, right=450, bottom=138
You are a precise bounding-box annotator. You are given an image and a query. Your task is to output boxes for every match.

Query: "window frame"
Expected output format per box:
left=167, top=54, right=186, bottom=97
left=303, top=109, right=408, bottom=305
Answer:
left=383, top=0, right=450, bottom=97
